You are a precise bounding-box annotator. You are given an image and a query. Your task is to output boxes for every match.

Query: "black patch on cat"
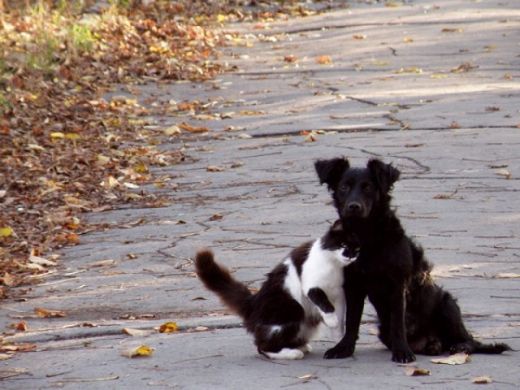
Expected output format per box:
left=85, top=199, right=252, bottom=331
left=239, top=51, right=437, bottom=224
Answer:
left=307, top=287, right=335, bottom=313
left=290, top=241, right=312, bottom=276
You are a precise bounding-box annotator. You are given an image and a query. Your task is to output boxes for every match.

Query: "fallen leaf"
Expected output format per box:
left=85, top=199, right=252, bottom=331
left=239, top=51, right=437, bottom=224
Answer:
left=164, top=125, right=181, bottom=136
left=472, top=376, right=492, bottom=384
left=431, top=353, right=470, bottom=365
left=316, top=55, right=332, bottom=65
left=179, top=122, right=209, bottom=133
left=209, top=213, right=223, bottom=221
left=298, top=374, right=317, bottom=383
left=0, top=226, right=14, bottom=238
left=353, top=34, right=367, bottom=40
left=29, top=255, right=57, bottom=267
left=0, top=367, right=29, bottom=379
left=284, top=55, right=297, bottom=63
left=495, top=169, right=511, bottom=179
left=449, top=121, right=461, bottom=129
left=0, top=353, right=12, bottom=361
left=86, top=259, right=116, bottom=268
left=15, top=321, right=28, bottom=332
left=403, top=36, right=414, bottom=43
left=442, top=27, right=464, bottom=33
left=405, top=366, right=431, bottom=376
left=207, top=165, right=225, bottom=172
left=495, top=272, right=520, bottom=278
left=122, top=328, right=153, bottom=337
left=122, top=344, right=154, bottom=358
left=159, top=321, right=178, bottom=333
left=451, top=62, right=477, bottom=73
left=395, top=67, right=423, bottom=74
left=34, top=307, right=66, bottom=318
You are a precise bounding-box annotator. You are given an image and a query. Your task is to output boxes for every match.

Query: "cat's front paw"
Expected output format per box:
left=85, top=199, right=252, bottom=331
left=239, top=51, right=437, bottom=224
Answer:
left=322, top=313, right=339, bottom=328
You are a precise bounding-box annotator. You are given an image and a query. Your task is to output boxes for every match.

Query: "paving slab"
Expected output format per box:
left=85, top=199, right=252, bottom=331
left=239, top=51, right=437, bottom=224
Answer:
left=1, top=1, right=519, bottom=389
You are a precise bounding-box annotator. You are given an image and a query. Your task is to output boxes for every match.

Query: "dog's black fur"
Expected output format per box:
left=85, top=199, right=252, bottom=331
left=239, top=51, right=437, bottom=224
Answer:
left=315, top=157, right=512, bottom=363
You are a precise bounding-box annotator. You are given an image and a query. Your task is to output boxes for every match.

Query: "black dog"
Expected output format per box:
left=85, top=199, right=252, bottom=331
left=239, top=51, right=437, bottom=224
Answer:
left=315, top=157, right=511, bottom=363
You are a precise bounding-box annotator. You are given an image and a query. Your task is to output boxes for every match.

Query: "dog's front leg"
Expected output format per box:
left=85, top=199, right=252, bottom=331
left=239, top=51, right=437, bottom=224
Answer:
left=390, top=285, right=415, bottom=363
left=324, top=267, right=365, bottom=359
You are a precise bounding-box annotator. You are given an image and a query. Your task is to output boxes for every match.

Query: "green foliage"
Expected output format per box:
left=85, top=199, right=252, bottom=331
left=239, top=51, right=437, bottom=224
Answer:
left=70, top=23, right=97, bottom=54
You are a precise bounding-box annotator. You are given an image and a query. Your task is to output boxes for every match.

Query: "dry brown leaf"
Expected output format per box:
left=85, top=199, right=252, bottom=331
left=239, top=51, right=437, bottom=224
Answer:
left=284, top=55, right=297, bottom=63
left=449, top=121, right=461, bottom=129
left=404, top=367, right=431, bottom=376
left=472, top=376, right=492, bottom=384
left=179, top=122, right=209, bottom=133
left=316, top=55, right=332, bottom=65
left=209, top=213, right=223, bottom=221
left=353, top=34, right=367, bottom=40
left=207, top=165, right=225, bottom=172
left=34, top=307, right=66, bottom=318
left=431, top=352, right=470, bottom=365
left=442, top=27, right=464, bottom=33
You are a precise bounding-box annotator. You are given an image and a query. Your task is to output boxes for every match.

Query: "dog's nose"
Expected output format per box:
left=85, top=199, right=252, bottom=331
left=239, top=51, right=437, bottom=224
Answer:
left=347, top=202, right=362, bottom=212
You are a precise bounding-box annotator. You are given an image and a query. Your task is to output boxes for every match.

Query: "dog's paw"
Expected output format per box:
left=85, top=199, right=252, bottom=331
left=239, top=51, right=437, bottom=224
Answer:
left=391, top=348, right=416, bottom=363
left=324, top=344, right=354, bottom=359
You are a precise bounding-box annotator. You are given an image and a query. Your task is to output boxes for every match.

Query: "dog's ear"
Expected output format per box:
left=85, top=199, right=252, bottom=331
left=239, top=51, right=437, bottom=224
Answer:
left=314, top=158, right=350, bottom=190
left=367, top=159, right=400, bottom=194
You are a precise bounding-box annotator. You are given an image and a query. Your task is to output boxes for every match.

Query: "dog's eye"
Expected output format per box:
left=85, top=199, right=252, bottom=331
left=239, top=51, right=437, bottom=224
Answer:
left=340, top=184, right=350, bottom=192
left=362, top=183, right=373, bottom=192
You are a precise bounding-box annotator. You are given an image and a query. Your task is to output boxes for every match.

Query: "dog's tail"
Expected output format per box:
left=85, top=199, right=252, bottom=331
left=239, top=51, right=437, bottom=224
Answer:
left=195, top=249, right=252, bottom=319
left=472, top=340, right=512, bottom=354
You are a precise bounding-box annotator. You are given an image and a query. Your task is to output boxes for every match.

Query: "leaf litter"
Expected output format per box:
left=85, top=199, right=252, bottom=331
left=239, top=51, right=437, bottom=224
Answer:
left=0, top=0, right=329, bottom=298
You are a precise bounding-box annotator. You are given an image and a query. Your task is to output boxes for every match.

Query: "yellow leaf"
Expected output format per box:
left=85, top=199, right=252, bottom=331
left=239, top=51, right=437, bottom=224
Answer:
left=217, top=14, right=227, bottom=23
left=65, top=133, right=81, bottom=140
left=0, top=226, right=14, bottom=238
left=352, top=34, right=367, bottom=40
left=50, top=132, right=65, bottom=139
left=403, top=36, right=414, bottom=43
left=159, top=322, right=178, bottom=333
left=133, top=162, right=149, bottom=174
left=122, top=345, right=154, bottom=358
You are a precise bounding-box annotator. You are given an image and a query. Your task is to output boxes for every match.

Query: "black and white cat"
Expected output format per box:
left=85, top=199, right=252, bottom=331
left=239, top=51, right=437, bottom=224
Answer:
left=195, top=220, right=359, bottom=359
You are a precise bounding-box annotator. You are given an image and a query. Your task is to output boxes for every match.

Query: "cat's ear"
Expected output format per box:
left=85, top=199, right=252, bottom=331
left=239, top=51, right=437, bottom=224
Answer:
left=314, top=157, right=349, bottom=191
left=367, top=159, right=400, bottom=194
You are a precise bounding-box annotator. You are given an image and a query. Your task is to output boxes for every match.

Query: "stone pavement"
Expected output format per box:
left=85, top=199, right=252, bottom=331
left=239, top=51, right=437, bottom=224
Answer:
left=1, top=0, right=519, bottom=388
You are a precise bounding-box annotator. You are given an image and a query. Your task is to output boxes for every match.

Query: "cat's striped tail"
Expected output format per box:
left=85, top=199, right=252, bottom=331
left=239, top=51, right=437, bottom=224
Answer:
left=195, top=249, right=252, bottom=319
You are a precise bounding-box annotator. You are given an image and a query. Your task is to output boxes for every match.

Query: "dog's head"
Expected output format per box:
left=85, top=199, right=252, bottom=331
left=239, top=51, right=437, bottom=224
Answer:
left=315, top=157, right=400, bottom=220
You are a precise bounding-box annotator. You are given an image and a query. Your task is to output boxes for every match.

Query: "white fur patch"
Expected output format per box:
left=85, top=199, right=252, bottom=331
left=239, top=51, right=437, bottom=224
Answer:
left=264, top=348, right=305, bottom=360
